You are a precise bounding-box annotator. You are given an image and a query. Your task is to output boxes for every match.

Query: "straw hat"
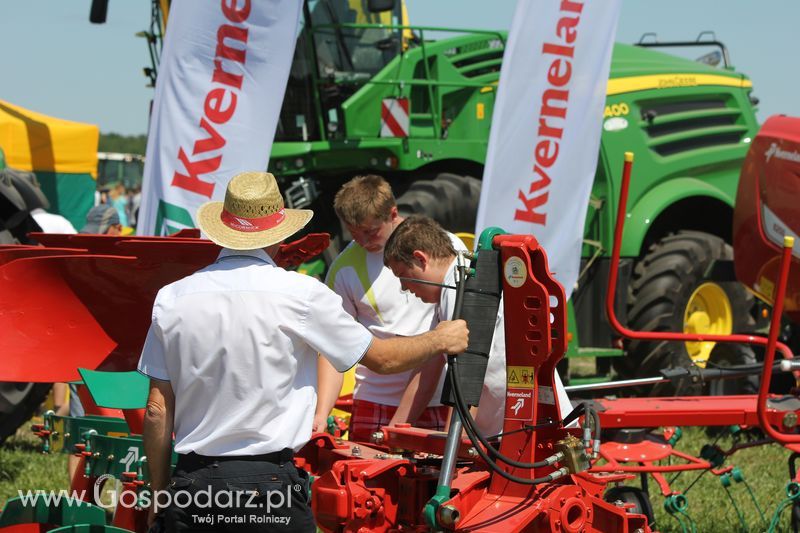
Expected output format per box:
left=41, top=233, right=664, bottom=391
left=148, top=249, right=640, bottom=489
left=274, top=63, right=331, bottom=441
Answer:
left=197, top=171, right=313, bottom=250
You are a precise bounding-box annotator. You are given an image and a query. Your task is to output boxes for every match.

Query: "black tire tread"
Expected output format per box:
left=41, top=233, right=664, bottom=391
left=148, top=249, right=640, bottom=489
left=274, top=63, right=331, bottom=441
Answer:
left=0, top=382, right=51, bottom=444
left=396, top=173, right=482, bottom=234
left=615, top=231, right=755, bottom=393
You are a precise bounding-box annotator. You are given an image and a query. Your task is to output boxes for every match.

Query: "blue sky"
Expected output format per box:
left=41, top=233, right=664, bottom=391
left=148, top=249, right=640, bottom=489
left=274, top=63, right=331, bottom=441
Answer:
left=3, top=0, right=796, bottom=135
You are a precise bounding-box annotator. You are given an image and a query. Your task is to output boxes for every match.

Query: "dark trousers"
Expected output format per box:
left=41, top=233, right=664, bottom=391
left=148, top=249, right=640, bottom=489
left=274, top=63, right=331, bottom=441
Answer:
left=162, top=451, right=315, bottom=532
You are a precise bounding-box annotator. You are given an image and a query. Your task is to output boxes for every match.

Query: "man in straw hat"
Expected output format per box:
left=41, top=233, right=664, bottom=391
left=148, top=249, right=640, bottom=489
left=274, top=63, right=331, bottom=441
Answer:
left=138, top=171, right=468, bottom=532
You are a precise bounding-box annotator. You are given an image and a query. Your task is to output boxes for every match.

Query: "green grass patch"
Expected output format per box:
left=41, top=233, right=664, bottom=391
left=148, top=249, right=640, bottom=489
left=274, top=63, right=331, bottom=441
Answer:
left=612, top=426, right=796, bottom=532
left=2, top=420, right=799, bottom=530
left=0, top=426, right=69, bottom=505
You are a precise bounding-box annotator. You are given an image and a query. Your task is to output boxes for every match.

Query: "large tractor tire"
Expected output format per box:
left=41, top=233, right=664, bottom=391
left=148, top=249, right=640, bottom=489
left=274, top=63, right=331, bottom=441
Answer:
left=0, top=171, right=55, bottom=443
left=396, top=173, right=482, bottom=234
left=0, top=382, right=51, bottom=444
left=615, top=231, right=755, bottom=395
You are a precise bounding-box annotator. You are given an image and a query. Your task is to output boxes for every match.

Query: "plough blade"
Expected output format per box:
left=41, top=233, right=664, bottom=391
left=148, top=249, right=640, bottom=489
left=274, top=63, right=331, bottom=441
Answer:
left=0, top=247, right=87, bottom=266
left=1, top=232, right=330, bottom=383
left=0, top=256, right=121, bottom=382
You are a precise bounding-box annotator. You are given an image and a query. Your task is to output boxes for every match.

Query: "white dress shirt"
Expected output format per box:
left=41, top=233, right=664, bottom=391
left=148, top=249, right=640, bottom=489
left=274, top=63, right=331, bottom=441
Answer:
left=325, top=233, right=467, bottom=406
left=138, top=248, right=373, bottom=456
left=30, top=208, right=77, bottom=234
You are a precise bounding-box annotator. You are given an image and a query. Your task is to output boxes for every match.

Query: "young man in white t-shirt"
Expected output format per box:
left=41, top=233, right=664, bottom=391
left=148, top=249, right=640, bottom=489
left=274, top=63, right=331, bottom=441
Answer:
left=383, top=216, right=573, bottom=437
left=315, top=175, right=465, bottom=441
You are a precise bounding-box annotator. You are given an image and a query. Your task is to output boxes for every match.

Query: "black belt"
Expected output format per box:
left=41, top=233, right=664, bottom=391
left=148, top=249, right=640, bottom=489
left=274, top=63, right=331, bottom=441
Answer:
left=177, top=448, right=294, bottom=470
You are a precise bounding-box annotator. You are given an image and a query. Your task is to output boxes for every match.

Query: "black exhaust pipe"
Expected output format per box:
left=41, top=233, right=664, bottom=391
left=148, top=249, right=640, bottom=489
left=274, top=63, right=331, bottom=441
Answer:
left=89, top=0, right=109, bottom=24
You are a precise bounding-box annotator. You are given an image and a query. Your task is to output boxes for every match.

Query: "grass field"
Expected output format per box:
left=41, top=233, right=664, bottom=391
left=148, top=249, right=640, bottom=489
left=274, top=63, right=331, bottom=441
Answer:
left=0, top=426, right=68, bottom=503
left=2, top=418, right=798, bottom=531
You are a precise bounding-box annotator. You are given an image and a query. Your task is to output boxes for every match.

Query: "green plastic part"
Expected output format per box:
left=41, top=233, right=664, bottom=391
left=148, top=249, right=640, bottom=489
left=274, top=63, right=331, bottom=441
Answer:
left=731, top=467, right=744, bottom=483
left=78, top=369, right=149, bottom=410
left=720, top=473, right=731, bottom=488
left=667, top=427, right=683, bottom=446
left=786, top=481, right=800, bottom=499
left=83, top=432, right=96, bottom=477
left=297, top=258, right=325, bottom=278
left=84, top=434, right=176, bottom=480
left=424, top=485, right=452, bottom=529
left=308, top=475, right=316, bottom=500
left=664, top=493, right=688, bottom=514
left=0, top=495, right=106, bottom=528
left=477, top=227, right=507, bottom=252
left=664, top=493, right=697, bottom=533
left=44, top=415, right=130, bottom=456
left=767, top=482, right=800, bottom=532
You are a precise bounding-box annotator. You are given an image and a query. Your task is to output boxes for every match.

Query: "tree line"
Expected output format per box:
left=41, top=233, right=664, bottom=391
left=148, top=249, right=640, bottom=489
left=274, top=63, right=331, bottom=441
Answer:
left=99, top=133, right=147, bottom=155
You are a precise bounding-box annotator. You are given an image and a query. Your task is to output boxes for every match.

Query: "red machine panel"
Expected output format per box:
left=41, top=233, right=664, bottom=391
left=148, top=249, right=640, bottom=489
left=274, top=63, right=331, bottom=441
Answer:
left=733, top=114, right=800, bottom=320
left=0, top=233, right=329, bottom=382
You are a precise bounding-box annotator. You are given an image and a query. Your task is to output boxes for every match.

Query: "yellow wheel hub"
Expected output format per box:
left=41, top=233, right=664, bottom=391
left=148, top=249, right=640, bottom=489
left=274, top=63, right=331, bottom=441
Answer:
left=683, top=282, right=733, bottom=367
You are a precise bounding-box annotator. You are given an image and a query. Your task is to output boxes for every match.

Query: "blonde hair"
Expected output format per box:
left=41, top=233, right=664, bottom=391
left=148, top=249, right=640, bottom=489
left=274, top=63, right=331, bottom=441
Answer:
left=384, top=215, right=456, bottom=267
left=333, top=175, right=396, bottom=226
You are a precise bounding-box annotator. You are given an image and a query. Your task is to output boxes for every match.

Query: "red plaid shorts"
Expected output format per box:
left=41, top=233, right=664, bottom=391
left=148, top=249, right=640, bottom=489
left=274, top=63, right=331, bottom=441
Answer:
left=348, top=399, right=449, bottom=442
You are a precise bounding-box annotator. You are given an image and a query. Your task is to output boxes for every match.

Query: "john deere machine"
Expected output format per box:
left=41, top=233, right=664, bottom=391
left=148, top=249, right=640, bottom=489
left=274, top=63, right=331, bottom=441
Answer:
left=254, top=0, right=762, bottom=386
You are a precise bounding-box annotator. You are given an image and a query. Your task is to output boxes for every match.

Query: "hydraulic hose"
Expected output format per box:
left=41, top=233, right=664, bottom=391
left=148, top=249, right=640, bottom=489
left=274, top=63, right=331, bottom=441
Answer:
left=449, top=357, right=563, bottom=469
left=562, top=402, right=587, bottom=427
left=450, top=358, right=568, bottom=484
left=447, top=255, right=566, bottom=470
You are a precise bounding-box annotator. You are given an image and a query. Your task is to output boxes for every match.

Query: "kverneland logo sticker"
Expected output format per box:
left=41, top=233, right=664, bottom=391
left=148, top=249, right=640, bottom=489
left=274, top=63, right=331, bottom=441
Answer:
left=765, top=142, right=800, bottom=163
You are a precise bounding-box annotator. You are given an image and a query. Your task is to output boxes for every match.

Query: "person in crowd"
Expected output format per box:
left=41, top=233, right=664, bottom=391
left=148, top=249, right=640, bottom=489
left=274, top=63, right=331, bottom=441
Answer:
left=128, top=185, right=142, bottom=229
left=80, top=204, right=123, bottom=235
left=383, top=215, right=573, bottom=437
left=7, top=167, right=76, bottom=234
left=314, top=175, right=466, bottom=441
left=138, top=171, right=468, bottom=531
left=108, top=181, right=129, bottom=227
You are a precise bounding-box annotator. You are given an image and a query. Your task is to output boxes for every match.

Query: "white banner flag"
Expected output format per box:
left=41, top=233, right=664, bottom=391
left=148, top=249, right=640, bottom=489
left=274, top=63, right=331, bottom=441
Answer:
left=137, top=0, right=302, bottom=236
left=475, top=0, right=620, bottom=298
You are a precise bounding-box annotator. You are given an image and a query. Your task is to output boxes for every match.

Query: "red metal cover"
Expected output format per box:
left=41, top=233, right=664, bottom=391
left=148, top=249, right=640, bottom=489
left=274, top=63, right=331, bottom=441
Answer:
left=733, top=114, right=800, bottom=320
left=1, top=233, right=330, bottom=382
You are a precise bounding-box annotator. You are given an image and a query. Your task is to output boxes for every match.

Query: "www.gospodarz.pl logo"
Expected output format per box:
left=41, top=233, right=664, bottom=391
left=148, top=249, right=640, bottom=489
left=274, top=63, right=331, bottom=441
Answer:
left=17, top=473, right=299, bottom=515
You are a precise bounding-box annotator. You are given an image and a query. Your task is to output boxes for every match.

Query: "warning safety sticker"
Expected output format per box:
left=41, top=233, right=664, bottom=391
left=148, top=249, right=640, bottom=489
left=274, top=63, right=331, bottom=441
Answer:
left=506, top=366, right=534, bottom=389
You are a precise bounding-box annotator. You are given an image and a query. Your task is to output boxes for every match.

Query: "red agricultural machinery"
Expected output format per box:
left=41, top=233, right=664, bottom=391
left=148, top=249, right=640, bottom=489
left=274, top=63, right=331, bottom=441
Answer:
left=1, top=115, right=800, bottom=532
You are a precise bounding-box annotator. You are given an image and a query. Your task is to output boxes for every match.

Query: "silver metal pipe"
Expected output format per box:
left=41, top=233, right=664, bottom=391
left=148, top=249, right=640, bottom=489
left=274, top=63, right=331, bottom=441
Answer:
left=564, top=376, right=665, bottom=393
left=437, top=412, right=463, bottom=489
left=564, top=363, right=794, bottom=394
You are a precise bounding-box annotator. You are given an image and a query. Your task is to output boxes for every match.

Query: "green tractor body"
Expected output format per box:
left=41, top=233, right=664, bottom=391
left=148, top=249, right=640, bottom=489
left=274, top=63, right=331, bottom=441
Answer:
left=267, top=3, right=760, bottom=383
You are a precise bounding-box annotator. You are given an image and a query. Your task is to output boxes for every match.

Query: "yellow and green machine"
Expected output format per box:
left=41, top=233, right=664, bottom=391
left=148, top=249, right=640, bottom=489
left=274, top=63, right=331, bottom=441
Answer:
left=0, top=100, right=99, bottom=230
left=262, top=3, right=761, bottom=387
